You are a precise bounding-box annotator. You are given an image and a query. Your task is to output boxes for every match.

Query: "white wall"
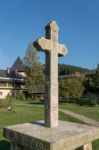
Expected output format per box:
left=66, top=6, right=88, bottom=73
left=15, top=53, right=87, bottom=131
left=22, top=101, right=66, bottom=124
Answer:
left=0, top=89, right=11, bottom=99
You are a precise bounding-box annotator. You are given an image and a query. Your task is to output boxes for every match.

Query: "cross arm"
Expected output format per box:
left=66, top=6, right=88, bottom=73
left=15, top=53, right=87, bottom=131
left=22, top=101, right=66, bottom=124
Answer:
left=33, top=37, right=68, bottom=57
left=57, top=44, right=68, bottom=57
left=33, top=37, right=51, bottom=52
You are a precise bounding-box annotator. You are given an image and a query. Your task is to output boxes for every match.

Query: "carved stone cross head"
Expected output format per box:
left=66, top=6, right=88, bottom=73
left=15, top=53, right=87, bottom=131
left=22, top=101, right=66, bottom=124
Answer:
left=34, top=21, right=68, bottom=57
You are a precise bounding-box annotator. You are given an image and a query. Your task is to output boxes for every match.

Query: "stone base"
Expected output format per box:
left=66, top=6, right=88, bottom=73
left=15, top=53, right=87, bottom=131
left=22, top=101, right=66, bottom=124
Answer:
left=3, top=121, right=99, bottom=150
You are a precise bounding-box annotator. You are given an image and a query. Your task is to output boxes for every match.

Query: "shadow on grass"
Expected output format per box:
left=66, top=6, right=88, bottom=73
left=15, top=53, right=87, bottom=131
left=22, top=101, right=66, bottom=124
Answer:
left=0, top=139, right=10, bottom=150
left=27, top=101, right=44, bottom=105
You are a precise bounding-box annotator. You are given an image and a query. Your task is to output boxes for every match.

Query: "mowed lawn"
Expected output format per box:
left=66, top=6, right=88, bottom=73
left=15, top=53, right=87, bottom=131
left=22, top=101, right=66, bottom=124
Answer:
left=0, top=100, right=44, bottom=150
left=1, top=100, right=99, bottom=150
left=0, top=100, right=83, bottom=150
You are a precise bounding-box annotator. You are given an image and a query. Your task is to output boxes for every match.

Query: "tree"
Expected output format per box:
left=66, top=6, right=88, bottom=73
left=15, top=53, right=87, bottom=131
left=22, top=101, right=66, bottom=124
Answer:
left=59, top=76, right=84, bottom=101
left=23, top=43, right=44, bottom=93
left=85, top=65, right=99, bottom=92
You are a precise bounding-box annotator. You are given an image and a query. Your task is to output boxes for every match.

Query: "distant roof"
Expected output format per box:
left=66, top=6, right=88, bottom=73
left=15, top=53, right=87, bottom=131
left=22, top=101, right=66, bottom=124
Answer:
left=11, top=56, right=25, bottom=72
left=0, top=69, right=24, bottom=82
left=0, top=70, right=6, bottom=77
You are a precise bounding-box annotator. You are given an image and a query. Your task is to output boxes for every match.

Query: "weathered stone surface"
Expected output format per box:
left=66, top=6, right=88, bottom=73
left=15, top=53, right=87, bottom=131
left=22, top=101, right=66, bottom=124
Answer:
left=77, top=143, right=92, bottom=150
left=33, top=21, right=68, bottom=128
left=3, top=121, right=99, bottom=150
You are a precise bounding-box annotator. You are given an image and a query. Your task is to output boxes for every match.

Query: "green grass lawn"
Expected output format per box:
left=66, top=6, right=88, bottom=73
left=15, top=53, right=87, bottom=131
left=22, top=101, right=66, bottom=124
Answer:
left=0, top=102, right=82, bottom=149
left=0, top=99, right=44, bottom=150
left=1, top=100, right=99, bottom=150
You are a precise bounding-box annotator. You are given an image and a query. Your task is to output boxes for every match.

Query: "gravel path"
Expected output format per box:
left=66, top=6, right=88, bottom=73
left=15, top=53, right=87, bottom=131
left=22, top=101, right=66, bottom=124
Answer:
left=59, top=109, right=99, bottom=127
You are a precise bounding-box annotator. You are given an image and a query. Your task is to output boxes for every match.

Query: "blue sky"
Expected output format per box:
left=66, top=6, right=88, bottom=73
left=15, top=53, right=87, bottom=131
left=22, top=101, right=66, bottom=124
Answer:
left=0, top=0, right=99, bottom=69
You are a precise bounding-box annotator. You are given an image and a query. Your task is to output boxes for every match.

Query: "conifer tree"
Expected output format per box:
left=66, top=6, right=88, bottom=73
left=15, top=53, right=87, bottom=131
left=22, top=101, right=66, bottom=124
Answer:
left=23, top=43, right=44, bottom=93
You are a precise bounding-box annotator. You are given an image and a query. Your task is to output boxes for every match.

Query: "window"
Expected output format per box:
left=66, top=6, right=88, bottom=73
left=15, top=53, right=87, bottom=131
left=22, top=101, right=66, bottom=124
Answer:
left=8, top=83, right=14, bottom=87
left=0, top=82, right=7, bottom=87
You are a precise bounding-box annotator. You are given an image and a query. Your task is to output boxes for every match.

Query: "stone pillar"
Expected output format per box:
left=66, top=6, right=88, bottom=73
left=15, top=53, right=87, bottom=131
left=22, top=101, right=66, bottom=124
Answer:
left=45, top=46, right=58, bottom=127
left=44, top=22, right=59, bottom=127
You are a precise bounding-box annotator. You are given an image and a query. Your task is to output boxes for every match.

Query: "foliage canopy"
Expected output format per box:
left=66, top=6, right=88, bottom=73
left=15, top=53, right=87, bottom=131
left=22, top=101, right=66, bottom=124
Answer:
left=23, top=43, right=44, bottom=93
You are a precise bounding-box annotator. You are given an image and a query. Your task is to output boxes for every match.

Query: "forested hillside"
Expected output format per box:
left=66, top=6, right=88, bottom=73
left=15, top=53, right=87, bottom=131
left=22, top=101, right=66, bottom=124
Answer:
left=59, top=64, right=90, bottom=75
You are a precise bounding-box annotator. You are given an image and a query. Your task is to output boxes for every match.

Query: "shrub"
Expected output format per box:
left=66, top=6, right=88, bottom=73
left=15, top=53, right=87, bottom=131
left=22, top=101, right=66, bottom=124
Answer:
left=0, top=96, right=13, bottom=108
left=17, top=91, right=26, bottom=101
left=78, top=97, right=88, bottom=106
left=89, top=95, right=97, bottom=106
left=79, top=95, right=97, bottom=106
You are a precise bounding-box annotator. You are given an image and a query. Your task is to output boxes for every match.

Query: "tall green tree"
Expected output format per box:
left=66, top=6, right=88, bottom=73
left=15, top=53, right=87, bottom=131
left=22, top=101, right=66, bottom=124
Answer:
left=23, top=43, right=44, bottom=93
left=59, top=76, right=84, bottom=100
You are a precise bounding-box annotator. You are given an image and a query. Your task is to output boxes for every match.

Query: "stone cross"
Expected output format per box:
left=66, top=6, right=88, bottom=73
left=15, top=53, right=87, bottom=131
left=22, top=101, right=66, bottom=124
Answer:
left=33, top=21, right=68, bottom=128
